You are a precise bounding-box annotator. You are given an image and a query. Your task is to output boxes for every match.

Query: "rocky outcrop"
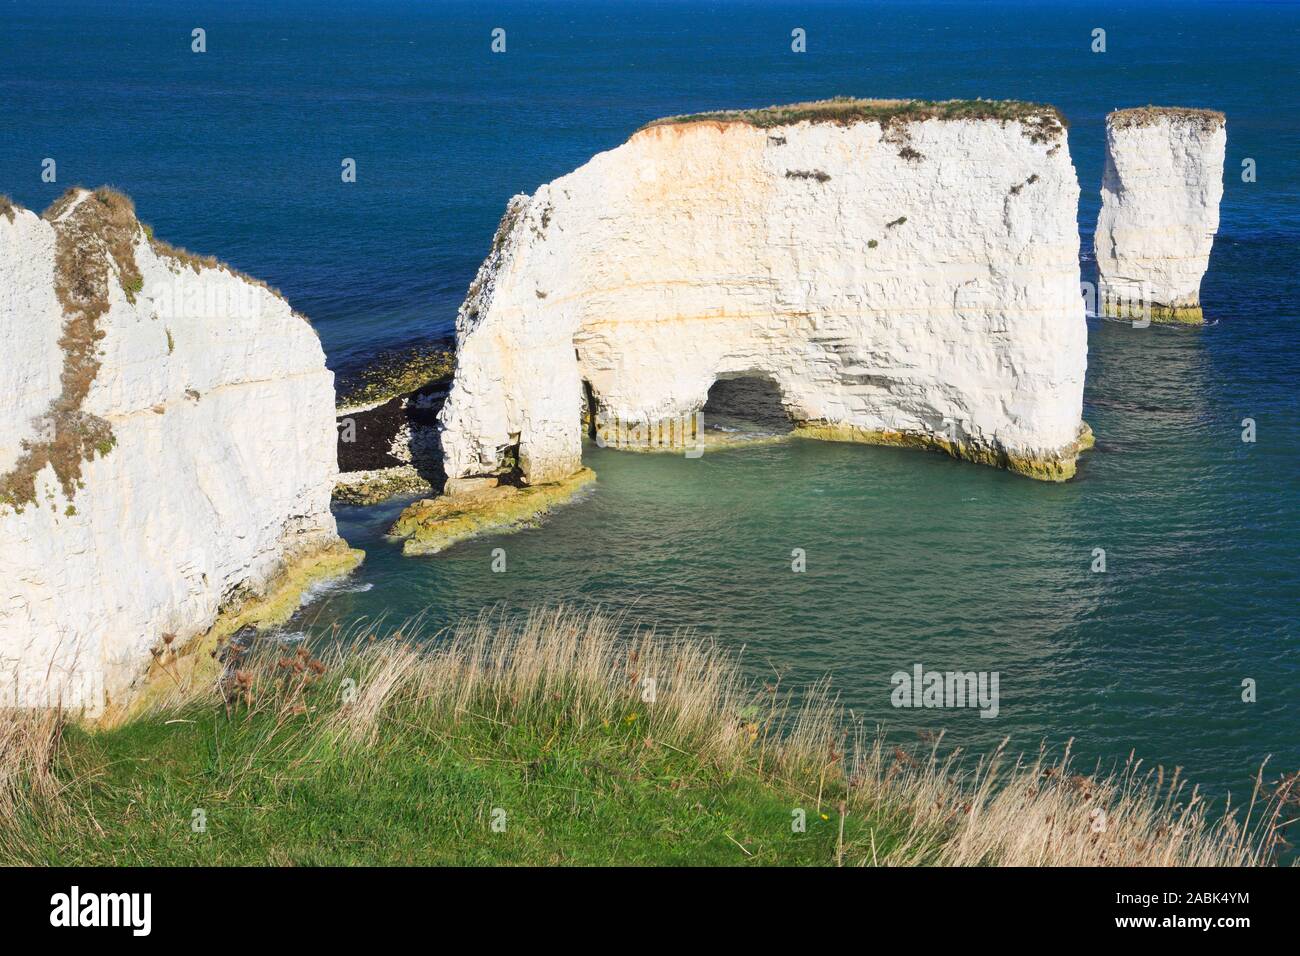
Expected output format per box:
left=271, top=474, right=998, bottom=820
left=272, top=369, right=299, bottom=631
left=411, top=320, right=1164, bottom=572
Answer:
left=0, top=188, right=359, bottom=720
left=437, top=98, right=1090, bottom=496
left=1094, top=107, right=1226, bottom=323
left=333, top=344, right=453, bottom=506
left=392, top=467, right=596, bottom=556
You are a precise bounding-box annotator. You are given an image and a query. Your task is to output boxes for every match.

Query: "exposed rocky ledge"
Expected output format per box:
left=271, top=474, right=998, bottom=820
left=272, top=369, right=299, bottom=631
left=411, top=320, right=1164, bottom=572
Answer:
left=390, top=467, right=596, bottom=556
left=794, top=420, right=1095, bottom=482
left=434, top=97, right=1089, bottom=509
left=0, top=188, right=360, bottom=718
left=1095, top=107, right=1226, bottom=323
left=333, top=343, right=454, bottom=506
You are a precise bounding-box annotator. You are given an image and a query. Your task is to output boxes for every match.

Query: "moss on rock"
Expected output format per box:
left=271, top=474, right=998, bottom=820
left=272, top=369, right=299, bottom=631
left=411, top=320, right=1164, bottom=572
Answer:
left=337, top=343, right=455, bottom=412
left=391, top=468, right=596, bottom=556
left=104, top=541, right=365, bottom=726
left=333, top=465, right=434, bottom=505
left=1103, top=299, right=1205, bottom=325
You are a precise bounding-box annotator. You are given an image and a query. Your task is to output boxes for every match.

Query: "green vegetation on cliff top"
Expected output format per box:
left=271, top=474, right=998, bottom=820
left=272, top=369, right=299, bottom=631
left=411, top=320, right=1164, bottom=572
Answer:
left=2, top=608, right=1288, bottom=866
left=1108, top=106, right=1226, bottom=130
left=641, top=97, right=1067, bottom=140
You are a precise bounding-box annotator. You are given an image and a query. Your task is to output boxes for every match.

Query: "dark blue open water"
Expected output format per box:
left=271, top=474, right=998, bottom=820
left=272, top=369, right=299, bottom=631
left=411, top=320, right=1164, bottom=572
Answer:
left=2, top=1, right=1296, bottom=806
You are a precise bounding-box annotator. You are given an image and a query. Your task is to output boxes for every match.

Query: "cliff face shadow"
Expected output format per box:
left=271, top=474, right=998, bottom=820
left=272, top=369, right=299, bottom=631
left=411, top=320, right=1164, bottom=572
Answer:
left=701, top=374, right=793, bottom=435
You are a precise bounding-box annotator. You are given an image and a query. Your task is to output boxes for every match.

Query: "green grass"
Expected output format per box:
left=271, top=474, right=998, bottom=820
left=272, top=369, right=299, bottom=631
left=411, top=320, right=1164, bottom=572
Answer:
left=641, top=97, right=1067, bottom=142
left=2, top=608, right=1289, bottom=866
left=30, top=698, right=905, bottom=866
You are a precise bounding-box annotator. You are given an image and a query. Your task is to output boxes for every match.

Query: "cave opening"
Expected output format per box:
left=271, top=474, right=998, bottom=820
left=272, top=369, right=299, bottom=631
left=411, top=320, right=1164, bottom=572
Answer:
left=700, top=373, right=793, bottom=437
left=581, top=379, right=599, bottom=439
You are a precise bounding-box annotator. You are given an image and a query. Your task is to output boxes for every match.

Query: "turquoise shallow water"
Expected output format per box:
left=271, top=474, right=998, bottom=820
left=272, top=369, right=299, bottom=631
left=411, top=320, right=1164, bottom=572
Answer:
left=318, top=316, right=1298, bottom=802
left=2, top=1, right=1296, bottom=806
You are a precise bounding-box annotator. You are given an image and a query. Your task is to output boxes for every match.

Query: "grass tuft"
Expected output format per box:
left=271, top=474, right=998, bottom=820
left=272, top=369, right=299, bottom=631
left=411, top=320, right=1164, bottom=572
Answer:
left=0, top=607, right=1291, bottom=866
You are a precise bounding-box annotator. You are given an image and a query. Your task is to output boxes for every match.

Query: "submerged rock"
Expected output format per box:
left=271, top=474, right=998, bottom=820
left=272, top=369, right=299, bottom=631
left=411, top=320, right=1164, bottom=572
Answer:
left=1095, top=107, right=1226, bottom=324
left=438, top=98, right=1089, bottom=488
left=0, top=188, right=360, bottom=720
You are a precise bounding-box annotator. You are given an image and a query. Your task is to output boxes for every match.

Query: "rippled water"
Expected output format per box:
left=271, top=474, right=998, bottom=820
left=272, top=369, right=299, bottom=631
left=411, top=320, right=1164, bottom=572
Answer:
left=3, top=0, right=1296, bottom=804
left=317, top=314, right=1298, bottom=800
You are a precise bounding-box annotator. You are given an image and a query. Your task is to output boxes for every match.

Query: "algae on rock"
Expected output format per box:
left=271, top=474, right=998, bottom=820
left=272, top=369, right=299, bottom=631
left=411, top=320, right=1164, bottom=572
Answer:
left=391, top=468, right=596, bottom=556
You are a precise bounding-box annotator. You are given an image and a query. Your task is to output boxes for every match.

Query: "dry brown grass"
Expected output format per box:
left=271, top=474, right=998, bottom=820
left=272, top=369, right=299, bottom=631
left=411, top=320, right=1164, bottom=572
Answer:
left=1109, top=106, right=1226, bottom=131
left=873, top=738, right=1293, bottom=866
left=0, top=187, right=134, bottom=510
left=147, top=235, right=285, bottom=301
left=0, top=710, right=65, bottom=821
left=120, top=606, right=1294, bottom=867
left=0, top=194, right=20, bottom=224
left=642, top=97, right=1067, bottom=143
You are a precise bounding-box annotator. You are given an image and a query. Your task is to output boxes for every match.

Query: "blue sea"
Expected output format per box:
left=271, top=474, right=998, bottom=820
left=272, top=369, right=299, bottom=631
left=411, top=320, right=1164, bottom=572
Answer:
left=2, top=1, right=1296, bottom=809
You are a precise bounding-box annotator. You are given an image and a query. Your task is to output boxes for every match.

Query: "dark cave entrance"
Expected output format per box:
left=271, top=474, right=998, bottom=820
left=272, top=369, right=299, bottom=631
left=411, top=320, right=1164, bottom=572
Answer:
left=700, top=373, right=793, bottom=436
left=581, top=379, right=599, bottom=439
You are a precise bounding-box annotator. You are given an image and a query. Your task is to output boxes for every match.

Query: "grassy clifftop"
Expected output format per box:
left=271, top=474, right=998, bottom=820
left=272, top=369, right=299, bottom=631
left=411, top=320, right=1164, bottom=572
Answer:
left=1, top=608, right=1289, bottom=866
left=1108, top=106, right=1226, bottom=131
left=641, top=97, right=1067, bottom=141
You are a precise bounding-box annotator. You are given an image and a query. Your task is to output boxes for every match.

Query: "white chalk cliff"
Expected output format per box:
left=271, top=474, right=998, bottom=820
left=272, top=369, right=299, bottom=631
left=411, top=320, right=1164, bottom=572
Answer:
left=0, top=189, right=356, bottom=719
left=1095, top=107, right=1226, bottom=322
left=438, top=99, right=1090, bottom=490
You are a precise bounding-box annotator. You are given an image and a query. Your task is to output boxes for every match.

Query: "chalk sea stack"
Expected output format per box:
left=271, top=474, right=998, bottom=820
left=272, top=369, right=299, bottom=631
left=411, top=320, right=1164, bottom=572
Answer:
left=0, top=188, right=360, bottom=721
left=441, top=99, right=1090, bottom=486
left=1095, top=107, right=1227, bottom=324
left=393, top=98, right=1094, bottom=554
